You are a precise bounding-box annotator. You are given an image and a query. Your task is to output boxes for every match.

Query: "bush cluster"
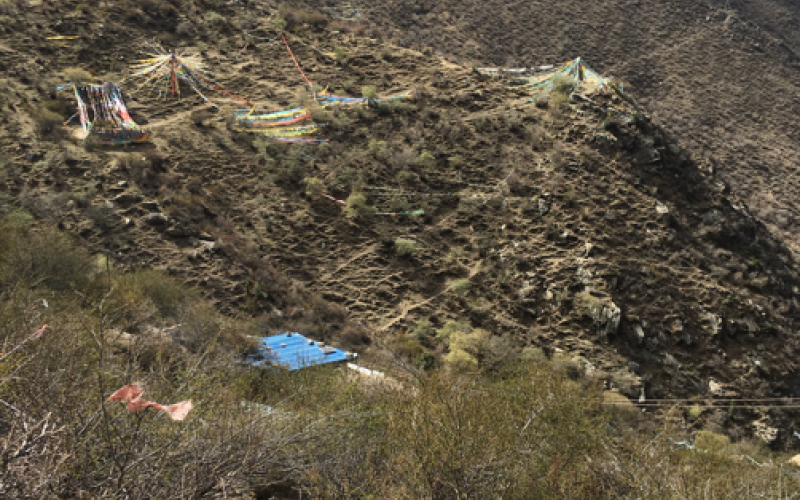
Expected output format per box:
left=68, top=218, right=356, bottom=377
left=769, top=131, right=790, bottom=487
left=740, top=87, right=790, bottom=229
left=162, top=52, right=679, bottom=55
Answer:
left=2, top=219, right=798, bottom=498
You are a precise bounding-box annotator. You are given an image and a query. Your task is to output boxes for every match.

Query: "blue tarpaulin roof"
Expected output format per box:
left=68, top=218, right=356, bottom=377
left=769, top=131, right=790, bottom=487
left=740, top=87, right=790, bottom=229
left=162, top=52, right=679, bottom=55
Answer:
left=252, top=333, right=352, bottom=371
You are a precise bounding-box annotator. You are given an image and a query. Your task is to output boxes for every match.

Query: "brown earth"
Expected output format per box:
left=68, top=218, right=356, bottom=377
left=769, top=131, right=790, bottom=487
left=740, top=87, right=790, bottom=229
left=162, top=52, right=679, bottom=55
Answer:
left=1, top=0, right=800, bottom=442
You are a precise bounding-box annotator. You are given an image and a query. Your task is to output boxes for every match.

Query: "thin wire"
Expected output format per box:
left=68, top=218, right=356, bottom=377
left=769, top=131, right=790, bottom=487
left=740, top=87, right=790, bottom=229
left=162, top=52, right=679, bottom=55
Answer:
left=603, top=403, right=800, bottom=409
left=610, top=397, right=800, bottom=403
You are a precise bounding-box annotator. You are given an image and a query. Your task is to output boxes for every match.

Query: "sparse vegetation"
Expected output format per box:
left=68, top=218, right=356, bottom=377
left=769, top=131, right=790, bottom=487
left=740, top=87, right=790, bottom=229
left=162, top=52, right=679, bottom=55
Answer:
left=332, top=46, right=349, bottom=61
left=449, top=277, right=471, bottom=294
left=32, top=107, right=63, bottom=136
left=394, top=237, right=417, bottom=256
left=3, top=3, right=800, bottom=497
left=62, top=66, right=92, bottom=85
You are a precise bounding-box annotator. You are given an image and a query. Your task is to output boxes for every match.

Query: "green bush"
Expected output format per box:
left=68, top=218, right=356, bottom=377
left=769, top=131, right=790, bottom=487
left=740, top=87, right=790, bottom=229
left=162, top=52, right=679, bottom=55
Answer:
left=368, top=139, right=390, bottom=160
left=332, top=46, right=349, bottom=61
left=394, top=238, right=417, bottom=256
left=694, top=430, right=731, bottom=454
left=345, top=192, right=374, bottom=217
left=396, top=170, right=413, bottom=185
left=440, top=326, right=515, bottom=373
left=415, top=149, right=436, bottom=170
left=388, top=194, right=409, bottom=213
left=409, top=318, right=433, bottom=341
left=389, top=333, right=425, bottom=360
left=436, top=320, right=471, bottom=343
left=361, top=85, right=378, bottom=100
left=273, top=17, right=287, bottom=31
left=304, top=176, right=326, bottom=197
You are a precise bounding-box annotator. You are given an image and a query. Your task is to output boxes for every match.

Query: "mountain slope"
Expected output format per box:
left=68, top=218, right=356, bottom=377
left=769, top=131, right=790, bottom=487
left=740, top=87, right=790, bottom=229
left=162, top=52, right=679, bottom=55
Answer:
left=300, top=0, right=800, bottom=257
left=1, top=0, right=800, bottom=442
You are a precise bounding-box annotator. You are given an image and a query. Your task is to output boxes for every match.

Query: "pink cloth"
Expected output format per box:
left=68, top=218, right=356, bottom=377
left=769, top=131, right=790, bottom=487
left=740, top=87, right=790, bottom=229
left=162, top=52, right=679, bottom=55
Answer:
left=108, top=383, right=193, bottom=421
left=32, top=324, right=49, bottom=339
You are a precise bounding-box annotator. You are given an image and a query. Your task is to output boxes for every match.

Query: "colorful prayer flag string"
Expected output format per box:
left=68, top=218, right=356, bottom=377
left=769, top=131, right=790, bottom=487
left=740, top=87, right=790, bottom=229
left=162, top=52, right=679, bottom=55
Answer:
left=510, top=57, right=613, bottom=97
left=315, top=89, right=417, bottom=108
left=124, top=43, right=253, bottom=107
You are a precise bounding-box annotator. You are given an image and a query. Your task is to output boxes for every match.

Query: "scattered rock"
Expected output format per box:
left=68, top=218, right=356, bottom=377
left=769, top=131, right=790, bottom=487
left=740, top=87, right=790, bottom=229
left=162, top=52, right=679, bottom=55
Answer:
left=113, top=193, right=144, bottom=204
left=633, top=147, right=660, bottom=165
left=633, top=323, right=645, bottom=344
left=576, top=261, right=593, bottom=285
left=166, top=226, right=193, bottom=237
left=754, top=421, right=779, bottom=444
left=575, top=292, right=621, bottom=339
left=142, top=200, right=160, bottom=211
left=538, top=198, right=550, bottom=215
left=198, top=240, right=217, bottom=252
left=701, top=210, right=723, bottom=225
left=105, top=328, right=135, bottom=348
left=656, top=202, right=669, bottom=214
left=702, top=310, right=723, bottom=335
left=708, top=379, right=724, bottom=396
left=145, top=213, right=169, bottom=225
left=664, top=353, right=679, bottom=369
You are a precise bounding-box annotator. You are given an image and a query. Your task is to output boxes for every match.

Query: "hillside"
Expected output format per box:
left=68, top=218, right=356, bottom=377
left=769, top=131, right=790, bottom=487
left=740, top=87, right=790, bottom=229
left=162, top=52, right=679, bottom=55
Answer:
left=1, top=0, right=800, bottom=447
left=299, top=0, right=800, bottom=258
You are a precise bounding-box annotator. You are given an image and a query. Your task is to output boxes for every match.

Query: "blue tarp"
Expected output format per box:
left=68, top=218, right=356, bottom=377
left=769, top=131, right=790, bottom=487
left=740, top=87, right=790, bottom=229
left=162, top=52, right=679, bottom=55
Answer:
left=252, top=333, right=351, bottom=371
